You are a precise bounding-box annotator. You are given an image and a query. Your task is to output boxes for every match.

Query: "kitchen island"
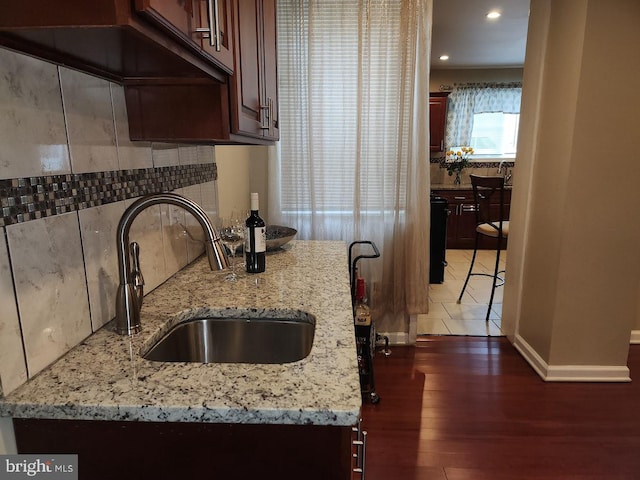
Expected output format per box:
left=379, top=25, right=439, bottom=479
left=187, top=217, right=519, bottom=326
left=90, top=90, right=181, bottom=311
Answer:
left=0, top=240, right=361, bottom=479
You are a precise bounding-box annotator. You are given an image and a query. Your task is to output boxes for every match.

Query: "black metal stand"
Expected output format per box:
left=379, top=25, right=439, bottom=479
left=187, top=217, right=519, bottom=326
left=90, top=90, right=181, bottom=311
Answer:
left=349, top=241, right=382, bottom=404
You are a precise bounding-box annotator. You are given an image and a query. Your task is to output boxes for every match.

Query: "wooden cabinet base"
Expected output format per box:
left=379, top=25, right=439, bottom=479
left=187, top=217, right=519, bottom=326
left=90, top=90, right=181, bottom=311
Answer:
left=124, top=79, right=231, bottom=143
left=13, top=418, right=353, bottom=480
left=432, top=188, right=511, bottom=250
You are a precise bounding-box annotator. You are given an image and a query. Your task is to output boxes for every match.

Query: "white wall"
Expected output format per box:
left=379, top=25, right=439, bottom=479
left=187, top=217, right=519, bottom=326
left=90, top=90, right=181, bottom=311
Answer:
left=0, top=418, right=16, bottom=454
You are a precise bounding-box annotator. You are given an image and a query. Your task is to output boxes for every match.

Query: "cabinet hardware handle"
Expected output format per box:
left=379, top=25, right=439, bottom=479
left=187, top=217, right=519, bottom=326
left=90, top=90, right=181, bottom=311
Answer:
left=353, top=431, right=368, bottom=479
left=352, top=419, right=364, bottom=476
left=211, top=0, right=221, bottom=51
left=461, top=204, right=477, bottom=212
left=270, top=97, right=275, bottom=130
left=196, top=0, right=221, bottom=51
left=454, top=196, right=466, bottom=200
left=259, top=97, right=272, bottom=132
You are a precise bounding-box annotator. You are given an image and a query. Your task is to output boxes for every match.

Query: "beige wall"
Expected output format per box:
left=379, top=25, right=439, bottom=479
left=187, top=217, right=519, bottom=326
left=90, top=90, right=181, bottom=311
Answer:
left=504, top=0, right=640, bottom=378
left=216, top=145, right=269, bottom=222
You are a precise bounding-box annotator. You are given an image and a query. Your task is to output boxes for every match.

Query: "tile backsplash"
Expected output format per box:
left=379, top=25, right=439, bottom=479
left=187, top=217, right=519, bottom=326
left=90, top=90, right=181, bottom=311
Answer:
left=0, top=48, right=219, bottom=396
left=429, top=156, right=514, bottom=186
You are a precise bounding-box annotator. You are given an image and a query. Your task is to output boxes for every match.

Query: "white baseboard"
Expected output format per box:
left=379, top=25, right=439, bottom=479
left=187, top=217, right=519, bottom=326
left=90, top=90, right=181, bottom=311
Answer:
left=0, top=417, right=17, bottom=454
left=514, top=334, right=631, bottom=382
left=630, top=330, right=640, bottom=344
left=377, top=331, right=410, bottom=346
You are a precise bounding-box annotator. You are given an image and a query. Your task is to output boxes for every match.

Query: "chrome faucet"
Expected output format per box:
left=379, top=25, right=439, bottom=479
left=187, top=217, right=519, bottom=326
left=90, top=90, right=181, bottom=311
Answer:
left=115, top=193, right=230, bottom=335
left=497, top=160, right=513, bottom=185
left=497, top=160, right=507, bottom=175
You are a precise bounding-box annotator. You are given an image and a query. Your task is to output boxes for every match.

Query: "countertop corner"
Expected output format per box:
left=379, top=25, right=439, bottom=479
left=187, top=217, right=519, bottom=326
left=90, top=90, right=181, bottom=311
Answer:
left=0, top=240, right=362, bottom=427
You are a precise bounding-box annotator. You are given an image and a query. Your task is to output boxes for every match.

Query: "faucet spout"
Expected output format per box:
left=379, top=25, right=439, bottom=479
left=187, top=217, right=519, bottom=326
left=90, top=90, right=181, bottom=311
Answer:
left=115, top=193, right=230, bottom=335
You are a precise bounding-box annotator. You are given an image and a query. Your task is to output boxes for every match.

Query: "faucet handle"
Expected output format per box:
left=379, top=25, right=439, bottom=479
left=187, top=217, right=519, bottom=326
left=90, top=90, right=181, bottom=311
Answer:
left=130, top=242, right=144, bottom=307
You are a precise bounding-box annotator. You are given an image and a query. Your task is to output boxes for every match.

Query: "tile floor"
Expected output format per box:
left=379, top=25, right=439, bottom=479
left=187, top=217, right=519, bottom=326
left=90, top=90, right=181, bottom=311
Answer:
left=418, top=249, right=506, bottom=336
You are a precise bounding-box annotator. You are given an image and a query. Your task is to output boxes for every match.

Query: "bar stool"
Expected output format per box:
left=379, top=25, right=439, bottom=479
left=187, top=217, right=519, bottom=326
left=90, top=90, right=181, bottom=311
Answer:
left=457, top=175, right=509, bottom=321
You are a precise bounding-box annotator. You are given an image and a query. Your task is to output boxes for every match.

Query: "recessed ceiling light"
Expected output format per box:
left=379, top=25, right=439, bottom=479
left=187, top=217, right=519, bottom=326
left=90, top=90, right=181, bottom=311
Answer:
left=439, top=55, right=449, bottom=61
left=487, top=11, right=501, bottom=19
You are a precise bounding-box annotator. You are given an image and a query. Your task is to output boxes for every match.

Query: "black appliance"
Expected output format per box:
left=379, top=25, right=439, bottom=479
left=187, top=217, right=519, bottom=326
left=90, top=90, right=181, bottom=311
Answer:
left=430, top=194, right=448, bottom=283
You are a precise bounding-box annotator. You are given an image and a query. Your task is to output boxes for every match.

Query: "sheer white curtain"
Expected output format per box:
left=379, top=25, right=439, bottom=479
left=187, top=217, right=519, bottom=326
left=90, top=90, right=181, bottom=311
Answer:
left=269, top=0, right=432, bottom=335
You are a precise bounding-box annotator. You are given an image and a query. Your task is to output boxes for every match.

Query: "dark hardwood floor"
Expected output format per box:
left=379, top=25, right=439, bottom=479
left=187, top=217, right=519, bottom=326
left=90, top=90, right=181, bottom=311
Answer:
left=361, top=337, right=640, bottom=480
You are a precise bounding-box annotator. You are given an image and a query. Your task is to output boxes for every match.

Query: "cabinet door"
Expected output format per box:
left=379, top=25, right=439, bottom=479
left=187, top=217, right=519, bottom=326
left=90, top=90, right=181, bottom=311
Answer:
left=433, top=190, right=475, bottom=249
left=197, top=0, right=234, bottom=73
left=230, top=0, right=278, bottom=140
left=262, top=0, right=279, bottom=140
left=457, top=202, right=478, bottom=249
left=231, top=0, right=264, bottom=137
left=429, top=93, right=448, bottom=152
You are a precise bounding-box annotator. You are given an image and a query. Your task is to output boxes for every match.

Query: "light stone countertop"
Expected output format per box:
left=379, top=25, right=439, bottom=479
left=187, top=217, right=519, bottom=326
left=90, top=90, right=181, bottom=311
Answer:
left=430, top=183, right=473, bottom=190
left=431, top=183, right=513, bottom=190
left=0, top=241, right=362, bottom=426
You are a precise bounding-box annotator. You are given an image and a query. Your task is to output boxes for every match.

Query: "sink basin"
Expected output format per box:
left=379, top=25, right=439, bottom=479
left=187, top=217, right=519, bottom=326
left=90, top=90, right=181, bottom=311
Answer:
left=142, top=310, right=315, bottom=364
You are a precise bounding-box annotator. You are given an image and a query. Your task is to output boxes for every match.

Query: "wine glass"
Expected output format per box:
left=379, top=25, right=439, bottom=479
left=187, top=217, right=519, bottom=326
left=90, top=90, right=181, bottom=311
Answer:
left=231, top=210, right=248, bottom=269
left=219, top=216, right=245, bottom=281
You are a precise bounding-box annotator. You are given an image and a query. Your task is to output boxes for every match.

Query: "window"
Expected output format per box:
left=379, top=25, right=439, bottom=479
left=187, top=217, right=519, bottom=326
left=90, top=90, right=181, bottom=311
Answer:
left=469, top=112, right=520, bottom=157
left=445, top=83, right=522, bottom=158
left=276, top=0, right=409, bottom=217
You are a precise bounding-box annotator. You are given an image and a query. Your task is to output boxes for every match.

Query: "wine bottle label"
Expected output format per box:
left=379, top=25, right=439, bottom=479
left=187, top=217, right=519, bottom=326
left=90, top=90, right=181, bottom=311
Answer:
left=245, top=226, right=266, bottom=252
left=355, top=311, right=372, bottom=326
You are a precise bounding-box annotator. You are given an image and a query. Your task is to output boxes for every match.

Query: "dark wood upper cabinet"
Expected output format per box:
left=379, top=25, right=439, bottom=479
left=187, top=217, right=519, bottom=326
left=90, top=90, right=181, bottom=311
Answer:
left=124, top=0, right=279, bottom=144
left=0, top=0, right=225, bottom=82
left=197, top=0, right=233, bottom=71
left=261, top=0, right=279, bottom=140
left=0, top=0, right=279, bottom=145
left=134, top=0, right=234, bottom=74
left=229, top=0, right=279, bottom=141
left=430, top=92, right=449, bottom=152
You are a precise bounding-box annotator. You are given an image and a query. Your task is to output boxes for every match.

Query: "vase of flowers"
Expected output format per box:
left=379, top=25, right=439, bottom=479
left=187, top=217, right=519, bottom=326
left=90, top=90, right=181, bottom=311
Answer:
left=443, top=147, right=474, bottom=185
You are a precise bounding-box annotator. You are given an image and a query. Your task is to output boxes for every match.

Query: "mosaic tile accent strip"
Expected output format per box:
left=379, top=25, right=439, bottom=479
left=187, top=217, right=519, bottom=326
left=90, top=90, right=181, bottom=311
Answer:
left=430, top=156, right=515, bottom=169
left=0, top=164, right=217, bottom=227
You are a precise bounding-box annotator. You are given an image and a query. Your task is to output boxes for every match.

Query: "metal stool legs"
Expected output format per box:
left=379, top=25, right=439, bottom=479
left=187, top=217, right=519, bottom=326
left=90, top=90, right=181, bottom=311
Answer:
left=457, top=234, right=505, bottom=322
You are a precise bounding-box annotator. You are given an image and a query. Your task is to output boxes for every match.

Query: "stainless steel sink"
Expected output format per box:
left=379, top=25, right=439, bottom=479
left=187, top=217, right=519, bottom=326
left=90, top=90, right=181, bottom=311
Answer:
left=142, top=311, right=316, bottom=364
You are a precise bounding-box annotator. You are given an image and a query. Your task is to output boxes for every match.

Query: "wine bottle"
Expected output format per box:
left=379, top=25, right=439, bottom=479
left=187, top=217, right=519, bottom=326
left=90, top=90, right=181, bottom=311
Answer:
left=354, top=277, right=373, bottom=385
left=354, top=278, right=372, bottom=326
left=245, top=192, right=266, bottom=273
